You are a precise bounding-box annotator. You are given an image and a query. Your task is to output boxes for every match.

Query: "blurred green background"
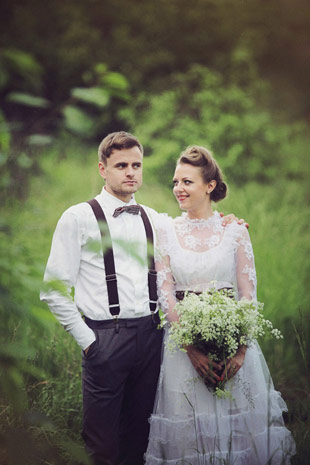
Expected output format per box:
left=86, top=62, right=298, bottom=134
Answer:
left=0, top=0, right=309, bottom=464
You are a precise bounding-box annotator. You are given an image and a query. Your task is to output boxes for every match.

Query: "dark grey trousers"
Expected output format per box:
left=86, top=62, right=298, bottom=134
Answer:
left=82, top=314, right=163, bottom=465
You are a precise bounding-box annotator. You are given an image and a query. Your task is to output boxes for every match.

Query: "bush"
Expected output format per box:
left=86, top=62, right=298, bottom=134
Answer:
left=121, top=64, right=307, bottom=186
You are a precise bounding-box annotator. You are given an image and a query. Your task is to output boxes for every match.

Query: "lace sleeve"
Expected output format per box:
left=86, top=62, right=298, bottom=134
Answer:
left=155, top=218, right=178, bottom=322
left=236, top=227, right=257, bottom=301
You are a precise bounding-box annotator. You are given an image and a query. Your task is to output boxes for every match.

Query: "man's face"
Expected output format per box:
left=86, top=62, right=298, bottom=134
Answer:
left=99, top=146, right=143, bottom=202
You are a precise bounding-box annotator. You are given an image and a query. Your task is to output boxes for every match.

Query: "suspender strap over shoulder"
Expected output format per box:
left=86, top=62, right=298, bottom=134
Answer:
left=87, top=199, right=120, bottom=316
left=140, top=206, right=158, bottom=314
left=87, top=199, right=158, bottom=317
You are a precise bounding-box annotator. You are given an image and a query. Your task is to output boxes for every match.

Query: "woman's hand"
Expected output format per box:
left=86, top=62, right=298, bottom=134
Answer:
left=220, top=212, right=249, bottom=229
left=185, top=345, right=222, bottom=385
left=220, top=345, right=247, bottom=381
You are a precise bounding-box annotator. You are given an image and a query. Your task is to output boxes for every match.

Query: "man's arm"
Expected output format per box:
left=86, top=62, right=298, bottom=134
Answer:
left=40, top=209, right=96, bottom=350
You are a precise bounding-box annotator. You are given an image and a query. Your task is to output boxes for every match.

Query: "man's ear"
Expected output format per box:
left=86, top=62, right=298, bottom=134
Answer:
left=98, top=162, right=106, bottom=180
left=207, top=180, right=217, bottom=194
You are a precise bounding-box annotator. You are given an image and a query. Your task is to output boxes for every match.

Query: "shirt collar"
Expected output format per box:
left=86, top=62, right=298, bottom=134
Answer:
left=95, top=186, right=137, bottom=216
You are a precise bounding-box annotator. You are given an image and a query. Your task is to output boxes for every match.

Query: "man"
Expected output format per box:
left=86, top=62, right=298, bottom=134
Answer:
left=40, top=131, right=245, bottom=465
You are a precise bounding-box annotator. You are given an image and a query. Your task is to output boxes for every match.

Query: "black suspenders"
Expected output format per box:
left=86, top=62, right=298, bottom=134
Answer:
left=87, top=199, right=158, bottom=324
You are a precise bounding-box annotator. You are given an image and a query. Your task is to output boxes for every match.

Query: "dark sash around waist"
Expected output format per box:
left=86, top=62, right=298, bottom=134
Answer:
left=176, top=288, right=233, bottom=301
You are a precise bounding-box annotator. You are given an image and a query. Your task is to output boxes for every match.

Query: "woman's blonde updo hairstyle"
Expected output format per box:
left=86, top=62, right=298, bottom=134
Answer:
left=177, top=145, right=227, bottom=202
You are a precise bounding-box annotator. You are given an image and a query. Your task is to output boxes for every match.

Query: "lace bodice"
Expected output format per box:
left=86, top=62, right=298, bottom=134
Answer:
left=155, top=212, right=257, bottom=321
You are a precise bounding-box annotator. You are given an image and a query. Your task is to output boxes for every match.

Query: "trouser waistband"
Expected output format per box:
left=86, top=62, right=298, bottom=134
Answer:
left=84, top=313, right=160, bottom=330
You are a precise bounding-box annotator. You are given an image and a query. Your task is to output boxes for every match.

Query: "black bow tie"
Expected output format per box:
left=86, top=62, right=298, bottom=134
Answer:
left=113, top=205, right=141, bottom=218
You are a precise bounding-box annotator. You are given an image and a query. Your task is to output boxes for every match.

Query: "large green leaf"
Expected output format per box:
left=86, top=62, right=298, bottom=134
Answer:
left=100, top=72, right=130, bottom=100
left=1, top=48, right=43, bottom=90
left=6, top=92, right=50, bottom=108
left=62, top=105, right=95, bottom=136
left=101, top=72, right=129, bottom=91
left=71, top=87, right=110, bottom=107
left=17, top=153, right=33, bottom=168
left=27, top=134, right=53, bottom=146
left=2, top=48, right=42, bottom=75
left=0, top=111, right=10, bottom=151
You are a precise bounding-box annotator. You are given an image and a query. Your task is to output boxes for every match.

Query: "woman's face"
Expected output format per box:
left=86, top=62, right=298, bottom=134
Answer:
left=173, top=163, right=215, bottom=212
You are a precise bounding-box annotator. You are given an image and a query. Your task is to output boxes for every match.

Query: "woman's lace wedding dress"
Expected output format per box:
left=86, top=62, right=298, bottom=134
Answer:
left=145, top=212, right=295, bottom=465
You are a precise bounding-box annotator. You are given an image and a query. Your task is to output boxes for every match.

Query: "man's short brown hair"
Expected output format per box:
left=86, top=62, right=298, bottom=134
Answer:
left=98, top=131, right=143, bottom=163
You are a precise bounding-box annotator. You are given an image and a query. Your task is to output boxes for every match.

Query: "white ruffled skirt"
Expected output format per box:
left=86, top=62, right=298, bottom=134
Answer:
left=145, top=335, right=296, bottom=465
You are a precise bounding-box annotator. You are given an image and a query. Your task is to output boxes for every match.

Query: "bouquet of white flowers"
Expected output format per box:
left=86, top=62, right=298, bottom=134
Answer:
left=164, top=288, right=282, bottom=396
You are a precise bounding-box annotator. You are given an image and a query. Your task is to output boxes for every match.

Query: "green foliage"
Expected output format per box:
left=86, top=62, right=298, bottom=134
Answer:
left=62, top=64, right=130, bottom=139
left=121, top=63, right=307, bottom=186
left=0, top=49, right=131, bottom=199
left=221, top=182, right=309, bottom=322
left=71, top=87, right=110, bottom=108
left=0, top=111, right=10, bottom=152
left=63, top=106, right=95, bottom=137
left=6, top=92, right=50, bottom=108
left=0, top=48, right=52, bottom=199
left=26, top=134, right=53, bottom=146
left=0, top=226, right=46, bottom=410
left=0, top=211, right=90, bottom=463
left=1, top=0, right=309, bottom=117
left=0, top=48, right=44, bottom=92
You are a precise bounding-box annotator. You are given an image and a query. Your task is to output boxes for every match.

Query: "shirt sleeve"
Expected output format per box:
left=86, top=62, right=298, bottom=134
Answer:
left=236, top=226, right=257, bottom=301
left=155, top=217, right=178, bottom=322
left=40, top=209, right=96, bottom=350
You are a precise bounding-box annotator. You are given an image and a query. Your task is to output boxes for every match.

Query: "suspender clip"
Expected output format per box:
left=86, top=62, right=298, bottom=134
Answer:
left=114, top=315, right=119, bottom=333
left=150, top=310, right=157, bottom=326
left=106, top=273, right=117, bottom=282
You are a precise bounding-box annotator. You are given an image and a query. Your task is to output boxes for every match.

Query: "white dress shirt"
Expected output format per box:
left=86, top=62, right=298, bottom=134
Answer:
left=40, top=187, right=159, bottom=350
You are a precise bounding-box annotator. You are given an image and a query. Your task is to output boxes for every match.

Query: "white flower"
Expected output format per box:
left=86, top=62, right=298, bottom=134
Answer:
left=165, top=289, right=281, bottom=364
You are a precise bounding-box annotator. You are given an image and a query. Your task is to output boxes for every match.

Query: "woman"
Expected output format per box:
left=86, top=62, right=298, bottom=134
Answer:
left=145, top=146, right=295, bottom=465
